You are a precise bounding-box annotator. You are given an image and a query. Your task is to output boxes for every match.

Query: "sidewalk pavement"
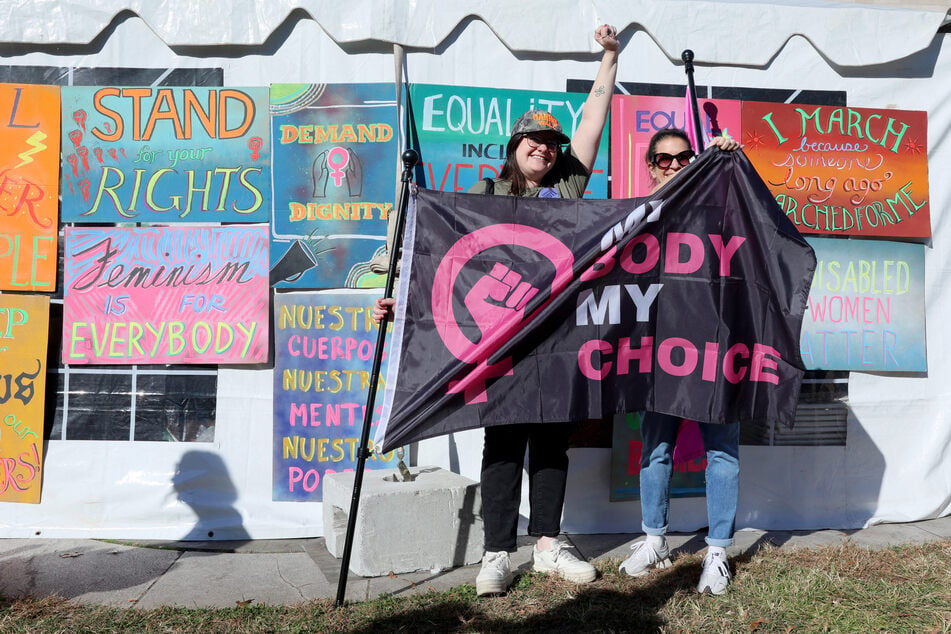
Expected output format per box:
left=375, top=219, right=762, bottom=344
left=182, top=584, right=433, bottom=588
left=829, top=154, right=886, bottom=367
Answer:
left=1, top=516, right=949, bottom=609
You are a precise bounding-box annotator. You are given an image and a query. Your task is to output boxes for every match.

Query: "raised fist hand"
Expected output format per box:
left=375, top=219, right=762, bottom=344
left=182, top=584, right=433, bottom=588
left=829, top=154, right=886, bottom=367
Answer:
left=595, top=24, right=619, bottom=52
left=464, top=262, right=540, bottom=339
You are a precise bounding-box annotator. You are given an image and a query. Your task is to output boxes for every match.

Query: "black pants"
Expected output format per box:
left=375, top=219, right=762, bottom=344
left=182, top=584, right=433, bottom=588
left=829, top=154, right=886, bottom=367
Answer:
left=480, top=422, right=572, bottom=552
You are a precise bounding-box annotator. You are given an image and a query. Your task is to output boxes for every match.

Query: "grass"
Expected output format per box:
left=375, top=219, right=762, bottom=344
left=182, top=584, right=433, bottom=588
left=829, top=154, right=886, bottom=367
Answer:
left=1, top=540, right=949, bottom=633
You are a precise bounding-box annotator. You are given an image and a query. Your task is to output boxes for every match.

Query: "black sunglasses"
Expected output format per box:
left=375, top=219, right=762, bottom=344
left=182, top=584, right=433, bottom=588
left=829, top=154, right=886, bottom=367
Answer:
left=651, top=150, right=695, bottom=168
left=523, top=133, right=565, bottom=151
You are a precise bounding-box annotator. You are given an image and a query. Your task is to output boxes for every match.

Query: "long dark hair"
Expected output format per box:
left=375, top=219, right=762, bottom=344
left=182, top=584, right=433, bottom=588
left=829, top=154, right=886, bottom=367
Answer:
left=645, top=128, right=691, bottom=165
left=498, top=134, right=560, bottom=197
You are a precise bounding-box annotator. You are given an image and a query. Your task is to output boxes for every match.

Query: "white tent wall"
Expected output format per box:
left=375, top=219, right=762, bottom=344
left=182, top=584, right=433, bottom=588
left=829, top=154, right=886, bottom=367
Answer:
left=1, top=1, right=949, bottom=539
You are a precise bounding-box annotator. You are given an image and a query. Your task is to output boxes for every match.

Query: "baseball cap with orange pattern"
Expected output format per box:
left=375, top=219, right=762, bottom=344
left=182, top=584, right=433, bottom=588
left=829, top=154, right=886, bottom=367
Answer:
left=510, top=110, right=571, bottom=145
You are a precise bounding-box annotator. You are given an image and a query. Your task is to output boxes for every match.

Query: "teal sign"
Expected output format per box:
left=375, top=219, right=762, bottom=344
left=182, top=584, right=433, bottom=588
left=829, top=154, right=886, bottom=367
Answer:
left=801, top=237, right=926, bottom=372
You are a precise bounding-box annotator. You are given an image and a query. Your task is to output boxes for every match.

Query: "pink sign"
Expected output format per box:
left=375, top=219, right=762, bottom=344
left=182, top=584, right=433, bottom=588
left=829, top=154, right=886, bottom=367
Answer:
left=610, top=94, right=742, bottom=198
left=63, top=225, right=269, bottom=364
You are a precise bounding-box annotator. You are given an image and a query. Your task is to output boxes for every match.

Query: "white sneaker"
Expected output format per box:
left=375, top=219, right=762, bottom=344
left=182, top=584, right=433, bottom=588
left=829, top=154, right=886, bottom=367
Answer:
left=532, top=541, right=597, bottom=583
left=618, top=540, right=672, bottom=577
left=476, top=550, right=514, bottom=596
left=696, top=550, right=732, bottom=595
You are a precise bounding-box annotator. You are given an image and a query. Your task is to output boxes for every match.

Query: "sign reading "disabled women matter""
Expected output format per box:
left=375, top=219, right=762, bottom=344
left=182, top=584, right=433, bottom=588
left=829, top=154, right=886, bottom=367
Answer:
left=801, top=237, right=926, bottom=372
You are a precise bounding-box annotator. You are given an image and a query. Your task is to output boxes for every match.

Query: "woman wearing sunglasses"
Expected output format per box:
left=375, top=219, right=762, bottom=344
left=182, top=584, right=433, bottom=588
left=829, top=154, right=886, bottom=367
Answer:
left=618, top=127, right=742, bottom=596
left=646, top=128, right=739, bottom=192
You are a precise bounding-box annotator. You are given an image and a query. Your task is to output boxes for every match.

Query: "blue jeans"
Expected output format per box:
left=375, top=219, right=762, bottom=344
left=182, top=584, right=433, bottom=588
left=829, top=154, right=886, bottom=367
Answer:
left=639, top=412, right=739, bottom=547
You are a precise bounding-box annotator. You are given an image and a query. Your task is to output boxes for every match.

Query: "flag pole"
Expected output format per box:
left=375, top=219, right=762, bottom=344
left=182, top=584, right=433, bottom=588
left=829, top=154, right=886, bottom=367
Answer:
left=682, top=49, right=705, bottom=153
left=334, top=148, right=418, bottom=607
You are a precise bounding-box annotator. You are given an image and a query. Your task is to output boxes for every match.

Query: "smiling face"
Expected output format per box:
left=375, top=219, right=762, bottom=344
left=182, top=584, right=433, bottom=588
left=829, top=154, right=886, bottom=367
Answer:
left=514, top=132, right=562, bottom=187
left=648, top=135, right=693, bottom=191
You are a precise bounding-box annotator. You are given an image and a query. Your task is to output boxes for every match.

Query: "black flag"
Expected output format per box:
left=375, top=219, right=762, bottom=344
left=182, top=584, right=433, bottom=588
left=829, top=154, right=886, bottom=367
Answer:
left=378, top=149, right=816, bottom=453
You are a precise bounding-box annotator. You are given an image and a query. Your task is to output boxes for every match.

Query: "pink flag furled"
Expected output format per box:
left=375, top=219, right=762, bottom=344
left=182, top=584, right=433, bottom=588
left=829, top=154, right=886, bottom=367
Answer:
left=684, top=83, right=700, bottom=153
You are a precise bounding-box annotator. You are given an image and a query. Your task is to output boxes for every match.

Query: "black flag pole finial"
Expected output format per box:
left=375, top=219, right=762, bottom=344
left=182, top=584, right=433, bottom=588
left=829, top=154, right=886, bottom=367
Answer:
left=334, top=148, right=419, bottom=607
left=681, top=49, right=705, bottom=153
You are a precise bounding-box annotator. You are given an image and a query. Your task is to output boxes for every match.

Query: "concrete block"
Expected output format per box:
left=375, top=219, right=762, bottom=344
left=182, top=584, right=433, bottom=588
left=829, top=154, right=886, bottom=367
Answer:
left=323, top=466, right=483, bottom=576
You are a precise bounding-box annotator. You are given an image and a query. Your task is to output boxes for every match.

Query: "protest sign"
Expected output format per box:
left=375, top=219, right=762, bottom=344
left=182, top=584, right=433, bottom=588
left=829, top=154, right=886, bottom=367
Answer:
left=801, top=236, right=926, bottom=371
left=63, top=225, right=269, bottom=364
left=0, top=293, right=49, bottom=503
left=409, top=83, right=609, bottom=198
left=742, top=102, right=930, bottom=239
left=270, top=83, right=397, bottom=290
left=0, top=84, right=60, bottom=292
left=272, top=290, right=399, bottom=501
left=60, top=86, right=271, bottom=223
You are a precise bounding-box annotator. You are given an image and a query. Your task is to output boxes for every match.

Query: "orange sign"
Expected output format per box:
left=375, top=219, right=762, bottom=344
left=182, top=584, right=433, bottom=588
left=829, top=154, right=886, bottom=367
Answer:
left=0, top=84, right=61, bottom=291
left=0, top=293, right=49, bottom=503
left=742, top=102, right=930, bottom=240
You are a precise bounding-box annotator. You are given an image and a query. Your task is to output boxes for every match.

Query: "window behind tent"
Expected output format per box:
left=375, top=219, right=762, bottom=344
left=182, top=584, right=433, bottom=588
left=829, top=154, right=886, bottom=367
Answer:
left=739, top=371, right=849, bottom=446
left=573, top=370, right=850, bottom=449
left=21, top=64, right=226, bottom=443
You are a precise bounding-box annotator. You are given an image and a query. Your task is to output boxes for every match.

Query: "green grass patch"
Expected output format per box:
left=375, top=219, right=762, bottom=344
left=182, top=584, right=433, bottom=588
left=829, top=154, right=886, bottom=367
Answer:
left=1, top=540, right=949, bottom=633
